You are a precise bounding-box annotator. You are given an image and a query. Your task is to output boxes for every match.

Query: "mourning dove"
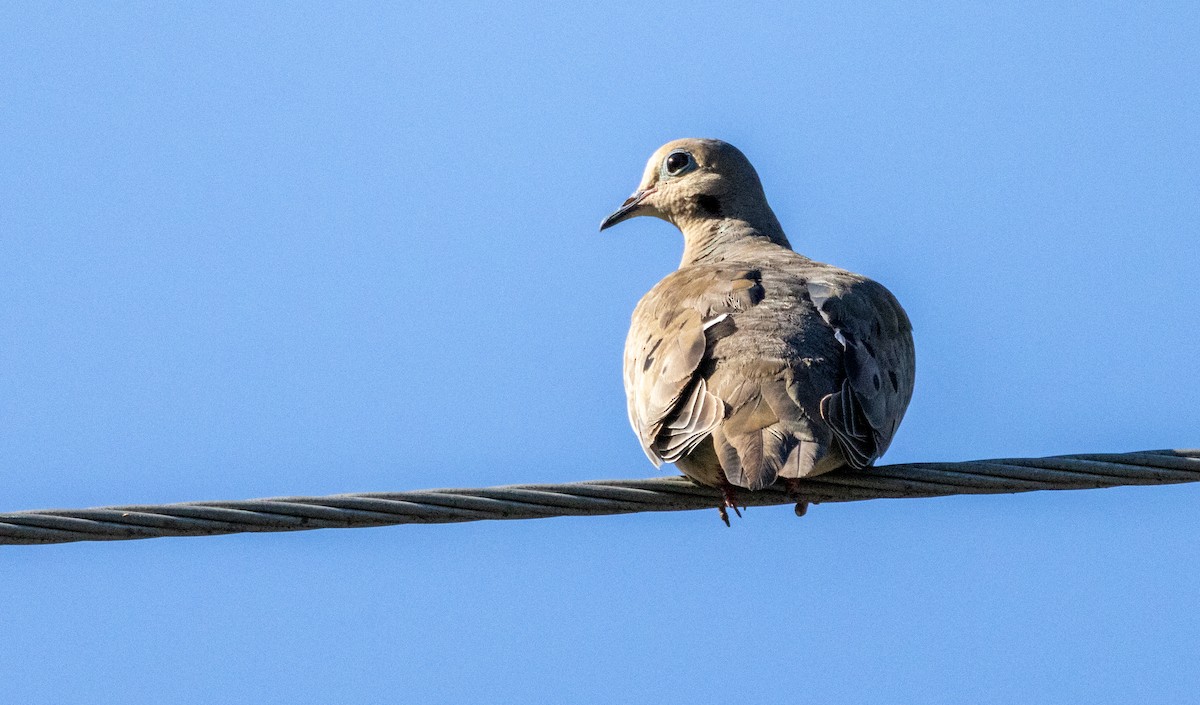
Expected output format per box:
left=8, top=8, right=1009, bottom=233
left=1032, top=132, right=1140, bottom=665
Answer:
left=601, top=138, right=915, bottom=522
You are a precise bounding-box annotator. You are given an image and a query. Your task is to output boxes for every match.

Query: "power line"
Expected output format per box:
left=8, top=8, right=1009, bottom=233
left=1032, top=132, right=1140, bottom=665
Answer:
left=2, top=449, right=1196, bottom=545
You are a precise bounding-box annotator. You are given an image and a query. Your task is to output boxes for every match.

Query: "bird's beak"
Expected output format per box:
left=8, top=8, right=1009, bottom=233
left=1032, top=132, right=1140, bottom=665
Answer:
left=599, top=188, right=656, bottom=231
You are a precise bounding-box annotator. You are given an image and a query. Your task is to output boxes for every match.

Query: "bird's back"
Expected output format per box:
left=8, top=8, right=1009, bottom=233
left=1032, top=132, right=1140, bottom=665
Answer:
left=624, top=241, right=914, bottom=490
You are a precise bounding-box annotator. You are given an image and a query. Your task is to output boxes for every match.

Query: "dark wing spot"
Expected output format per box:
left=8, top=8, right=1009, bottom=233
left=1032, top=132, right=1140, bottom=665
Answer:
left=703, top=315, right=737, bottom=341
left=643, top=355, right=656, bottom=372
left=748, top=281, right=765, bottom=306
left=696, top=194, right=722, bottom=216
left=888, top=370, right=899, bottom=390
left=872, top=373, right=881, bottom=390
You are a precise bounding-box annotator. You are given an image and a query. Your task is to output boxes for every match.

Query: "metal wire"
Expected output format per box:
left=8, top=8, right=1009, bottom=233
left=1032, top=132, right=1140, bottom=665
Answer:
left=2, top=449, right=1197, bottom=545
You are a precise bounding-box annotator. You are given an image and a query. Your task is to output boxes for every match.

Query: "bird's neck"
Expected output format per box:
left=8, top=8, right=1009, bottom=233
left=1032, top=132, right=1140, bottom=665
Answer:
left=678, top=213, right=791, bottom=266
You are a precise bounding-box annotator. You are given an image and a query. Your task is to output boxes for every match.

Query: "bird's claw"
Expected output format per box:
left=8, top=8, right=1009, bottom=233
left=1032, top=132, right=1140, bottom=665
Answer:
left=717, top=483, right=742, bottom=526
left=784, top=478, right=810, bottom=518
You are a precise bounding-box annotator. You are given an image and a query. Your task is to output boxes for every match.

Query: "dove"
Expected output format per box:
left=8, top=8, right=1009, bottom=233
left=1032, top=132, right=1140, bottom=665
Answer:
left=601, top=138, right=915, bottom=523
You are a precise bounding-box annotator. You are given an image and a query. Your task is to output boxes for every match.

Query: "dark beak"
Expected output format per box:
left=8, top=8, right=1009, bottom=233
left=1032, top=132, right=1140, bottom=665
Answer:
left=599, top=188, right=656, bottom=231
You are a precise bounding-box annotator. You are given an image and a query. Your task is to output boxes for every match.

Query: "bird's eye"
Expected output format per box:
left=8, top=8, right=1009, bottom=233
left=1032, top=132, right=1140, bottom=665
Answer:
left=664, top=151, right=693, bottom=176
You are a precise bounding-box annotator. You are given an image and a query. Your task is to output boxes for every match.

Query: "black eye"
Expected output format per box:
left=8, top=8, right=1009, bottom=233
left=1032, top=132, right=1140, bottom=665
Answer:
left=664, top=151, right=692, bottom=175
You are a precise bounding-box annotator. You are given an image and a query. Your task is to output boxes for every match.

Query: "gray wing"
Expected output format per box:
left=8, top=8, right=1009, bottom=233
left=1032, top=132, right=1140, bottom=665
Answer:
left=623, top=266, right=764, bottom=468
left=807, top=275, right=916, bottom=468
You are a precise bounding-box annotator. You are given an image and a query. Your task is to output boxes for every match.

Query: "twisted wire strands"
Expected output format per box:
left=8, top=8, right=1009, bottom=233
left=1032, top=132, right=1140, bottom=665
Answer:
left=2, top=449, right=1197, bottom=545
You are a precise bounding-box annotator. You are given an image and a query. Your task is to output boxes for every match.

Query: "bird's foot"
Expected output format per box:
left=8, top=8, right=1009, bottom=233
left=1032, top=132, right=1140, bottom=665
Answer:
left=717, top=482, right=743, bottom=527
left=784, top=478, right=809, bottom=518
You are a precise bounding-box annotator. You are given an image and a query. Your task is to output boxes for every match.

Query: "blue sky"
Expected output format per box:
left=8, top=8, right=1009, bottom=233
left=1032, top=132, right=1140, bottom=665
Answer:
left=3, top=2, right=1198, bottom=703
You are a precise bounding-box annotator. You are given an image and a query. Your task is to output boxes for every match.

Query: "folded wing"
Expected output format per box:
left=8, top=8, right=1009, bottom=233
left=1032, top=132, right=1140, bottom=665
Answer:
left=807, top=277, right=916, bottom=468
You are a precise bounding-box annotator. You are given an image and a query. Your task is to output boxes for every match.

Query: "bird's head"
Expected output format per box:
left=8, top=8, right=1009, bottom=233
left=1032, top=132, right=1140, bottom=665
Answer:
left=599, top=138, right=774, bottom=235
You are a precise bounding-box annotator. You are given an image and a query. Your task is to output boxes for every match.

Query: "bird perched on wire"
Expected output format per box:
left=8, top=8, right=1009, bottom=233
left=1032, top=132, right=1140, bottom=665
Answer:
left=601, top=139, right=915, bottom=524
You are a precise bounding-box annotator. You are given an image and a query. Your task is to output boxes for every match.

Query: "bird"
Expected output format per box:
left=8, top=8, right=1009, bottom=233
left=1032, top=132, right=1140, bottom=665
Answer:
left=601, top=138, right=915, bottom=524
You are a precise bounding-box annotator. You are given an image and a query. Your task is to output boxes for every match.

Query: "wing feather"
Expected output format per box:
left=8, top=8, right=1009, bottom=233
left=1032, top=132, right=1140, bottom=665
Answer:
left=623, top=267, right=762, bottom=467
left=808, top=277, right=915, bottom=469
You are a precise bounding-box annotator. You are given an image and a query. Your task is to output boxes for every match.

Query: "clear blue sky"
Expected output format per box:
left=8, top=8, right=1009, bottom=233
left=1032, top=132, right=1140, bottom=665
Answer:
left=3, top=2, right=1198, bottom=703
